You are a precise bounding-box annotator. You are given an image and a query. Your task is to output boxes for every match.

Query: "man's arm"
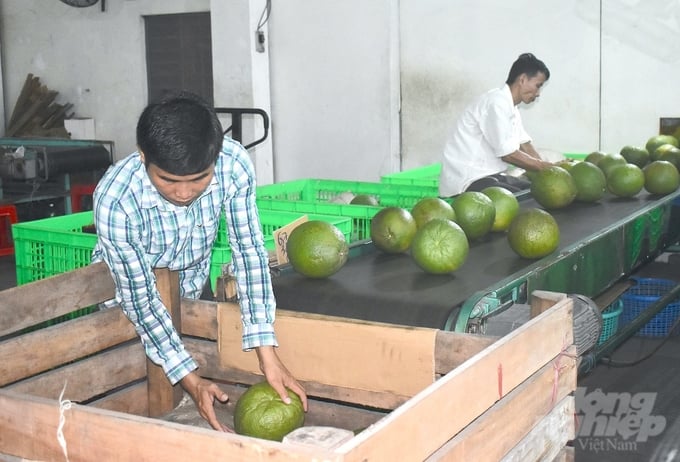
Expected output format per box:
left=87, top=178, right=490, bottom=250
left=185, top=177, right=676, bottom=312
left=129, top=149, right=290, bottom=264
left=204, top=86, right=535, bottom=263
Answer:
left=502, top=145, right=553, bottom=171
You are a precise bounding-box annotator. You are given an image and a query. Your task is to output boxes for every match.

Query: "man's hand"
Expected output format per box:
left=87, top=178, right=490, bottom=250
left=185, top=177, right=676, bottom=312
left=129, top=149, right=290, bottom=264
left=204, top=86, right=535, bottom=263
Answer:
left=256, top=346, right=308, bottom=412
left=180, top=371, right=233, bottom=432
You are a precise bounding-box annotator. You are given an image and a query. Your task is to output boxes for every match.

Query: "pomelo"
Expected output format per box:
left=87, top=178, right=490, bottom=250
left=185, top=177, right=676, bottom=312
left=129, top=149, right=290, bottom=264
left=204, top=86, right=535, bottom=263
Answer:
left=646, top=135, right=679, bottom=161
left=370, top=206, right=417, bottom=253
left=410, top=197, right=455, bottom=228
left=507, top=208, right=560, bottom=259
left=233, top=381, right=305, bottom=441
left=481, top=186, right=520, bottom=232
left=410, top=219, right=469, bottom=274
left=606, top=163, right=645, bottom=198
left=530, top=166, right=577, bottom=209
left=350, top=194, right=379, bottom=206
left=286, top=221, right=349, bottom=278
left=658, top=146, right=680, bottom=171
left=584, top=151, right=607, bottom=165
left=569, top=161, right=607, bottom=202
left=596, top=153, right=628, bottom=178
left=451, top=191, right=496, bottom=240
left=653, top=144, right=680, bottom=163
left=619, top=145, right=649, bottom=168
left=643, top=160, right=680, bottom=195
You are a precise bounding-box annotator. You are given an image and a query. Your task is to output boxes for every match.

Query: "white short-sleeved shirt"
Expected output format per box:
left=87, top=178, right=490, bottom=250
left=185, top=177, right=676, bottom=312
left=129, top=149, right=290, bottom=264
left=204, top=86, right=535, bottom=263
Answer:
left=439, top=84, right=531, bottom=196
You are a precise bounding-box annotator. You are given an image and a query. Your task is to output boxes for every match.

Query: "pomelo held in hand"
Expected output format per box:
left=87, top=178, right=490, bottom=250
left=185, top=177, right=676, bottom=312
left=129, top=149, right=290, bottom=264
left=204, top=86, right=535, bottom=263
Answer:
left=410, top=218, right=469, bottom=274
left=286, top=220, right=349, bottom=278
left=370, top=206, right=418, bottom=253
left=234, top=381, right=305, bottom=441
left=507, top=208, right=560, bottom=259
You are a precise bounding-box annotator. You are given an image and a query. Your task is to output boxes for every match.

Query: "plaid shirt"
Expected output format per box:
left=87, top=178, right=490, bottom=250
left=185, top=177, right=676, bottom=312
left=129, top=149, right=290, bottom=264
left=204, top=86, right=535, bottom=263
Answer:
left=92, top=137, right=276, bottom=384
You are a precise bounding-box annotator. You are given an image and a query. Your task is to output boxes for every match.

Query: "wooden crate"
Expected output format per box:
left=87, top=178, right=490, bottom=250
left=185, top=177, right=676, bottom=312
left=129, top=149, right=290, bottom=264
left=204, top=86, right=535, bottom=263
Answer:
left=0, top=262, right=577, bottom=461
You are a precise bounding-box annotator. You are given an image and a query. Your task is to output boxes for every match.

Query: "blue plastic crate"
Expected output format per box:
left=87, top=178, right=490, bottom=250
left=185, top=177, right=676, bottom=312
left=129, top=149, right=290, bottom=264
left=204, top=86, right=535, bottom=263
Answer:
left=621, top=278, right=680, bottom=337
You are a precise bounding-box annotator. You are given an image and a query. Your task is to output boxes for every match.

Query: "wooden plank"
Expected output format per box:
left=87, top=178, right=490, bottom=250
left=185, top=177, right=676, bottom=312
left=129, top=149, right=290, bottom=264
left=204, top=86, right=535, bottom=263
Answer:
left=336, top=298, right=574, bottom=462
left=0, top=262, right=115, bottom=338
left=0, top=307, right=136, bottom=386
left=6, top=343, right=146, bottom=402
left=501, top=396, right=575, bottom=462
left=6, top=73, right=38, bottom=129
left=425, top=353, right=576, bottom=461
left=187, top=337, right=408, bottom=410
left=6, top=88, right=57, bottom=136
left=182, top=298, right=498, bottom=376
left=147, top=269, right=183, bottom=417
left=89, top=382, right=149, bottom=416
left=530, top=290, right=567, bottom=318
left=218, top=302, right=438, bottom=397
left=0, top=390, right=337, bottom=462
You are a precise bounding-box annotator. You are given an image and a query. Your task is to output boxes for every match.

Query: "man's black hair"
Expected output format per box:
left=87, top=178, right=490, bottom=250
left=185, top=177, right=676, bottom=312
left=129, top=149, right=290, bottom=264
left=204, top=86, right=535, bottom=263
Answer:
left=136, top=91, right=224, bottom=175
left=506, top=53, right=550, bottom=85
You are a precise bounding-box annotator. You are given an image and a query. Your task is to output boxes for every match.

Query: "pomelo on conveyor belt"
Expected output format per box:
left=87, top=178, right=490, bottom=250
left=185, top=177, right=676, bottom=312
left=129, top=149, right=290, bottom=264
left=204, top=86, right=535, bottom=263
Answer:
left=410, top=196, right=455, bottom=228
left=584, top=151, right=608, bottom=165
left=370, top=206, right=417, bottom=253
left=646, top=134, right=679, bottom=161
left=529, top=166, right=577, bottom=209
left=507, top=208, right=560, bottom=259
left=480, top=186, right=519, bottom=232
left=451, top=191, right=496, bottom=240
left=596, top=153, right=628, bottom=178
left=643, top=160, right=680, bottom=195
left=350, top=194, right=379, bottom=206
left=410, top=218, right=469, bottom=274
left=233, top=381, right=305, bottom=441
left=286, top=220, right=349, bottom=278
left=569, top=161, right=607, bottom=202
left=606, top=163, right=645, bottom=198
left=658, top=146, right=680, bottom=171
left=620, top=145, right=649, bottom=168
left=653, top=144, right=680, bottom=164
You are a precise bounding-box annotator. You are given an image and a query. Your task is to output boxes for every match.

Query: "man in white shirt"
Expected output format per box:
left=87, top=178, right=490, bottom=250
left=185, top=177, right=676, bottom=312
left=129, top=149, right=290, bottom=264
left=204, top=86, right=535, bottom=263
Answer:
left=439, top=53, right=554, bottom=197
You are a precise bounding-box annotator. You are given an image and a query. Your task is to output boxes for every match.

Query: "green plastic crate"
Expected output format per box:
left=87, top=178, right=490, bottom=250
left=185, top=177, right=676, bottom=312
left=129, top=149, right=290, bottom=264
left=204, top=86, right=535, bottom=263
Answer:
left=13, top=209, right=352, bottom=292
left=256, top=179, right=440, bottom=241
left=380, top=163, right=441, bottom=187
left=564, top=153, right=588, bottom=161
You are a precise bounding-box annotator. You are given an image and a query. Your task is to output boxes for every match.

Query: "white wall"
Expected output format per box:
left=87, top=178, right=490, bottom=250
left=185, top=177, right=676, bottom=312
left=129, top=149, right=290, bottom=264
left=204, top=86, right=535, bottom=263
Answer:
left=2, top=1, right=679, bottom=183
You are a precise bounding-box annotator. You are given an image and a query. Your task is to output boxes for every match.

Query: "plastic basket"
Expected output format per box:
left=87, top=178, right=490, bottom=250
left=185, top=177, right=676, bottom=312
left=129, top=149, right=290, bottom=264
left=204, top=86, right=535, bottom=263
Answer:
left=256, top=179, right=440, bottom=241
left=620, top=278, right=680, bottom=337
left=563, top=153, right=588, bottom=161
left=380, top=163, right=441, bottom=187
left=597, top=299, right=624, bottom=345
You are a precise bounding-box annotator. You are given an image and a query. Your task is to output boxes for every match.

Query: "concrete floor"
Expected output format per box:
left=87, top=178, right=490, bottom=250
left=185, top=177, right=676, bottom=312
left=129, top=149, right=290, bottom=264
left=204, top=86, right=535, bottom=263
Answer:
left=2, top=253, right=680, bottom=461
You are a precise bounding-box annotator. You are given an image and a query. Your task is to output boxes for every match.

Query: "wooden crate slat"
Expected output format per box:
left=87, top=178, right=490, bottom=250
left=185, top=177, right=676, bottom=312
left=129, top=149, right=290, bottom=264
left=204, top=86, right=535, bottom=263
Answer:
left=335, top=298, right=574, bottom=462
left=0, top=307, right=136, bottom=386
left=88, top=381, right=149, bottom=416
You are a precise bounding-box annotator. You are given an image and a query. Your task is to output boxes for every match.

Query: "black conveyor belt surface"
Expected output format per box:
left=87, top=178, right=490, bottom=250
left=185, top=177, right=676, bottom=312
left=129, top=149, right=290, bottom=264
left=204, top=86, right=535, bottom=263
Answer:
left=271, top=192, right=678, bottom=328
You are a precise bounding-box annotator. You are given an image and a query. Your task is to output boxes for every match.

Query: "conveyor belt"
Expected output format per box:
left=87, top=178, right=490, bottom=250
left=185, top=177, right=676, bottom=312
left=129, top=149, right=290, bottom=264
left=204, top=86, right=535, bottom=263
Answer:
left=272, top=191, right=680, bottom=329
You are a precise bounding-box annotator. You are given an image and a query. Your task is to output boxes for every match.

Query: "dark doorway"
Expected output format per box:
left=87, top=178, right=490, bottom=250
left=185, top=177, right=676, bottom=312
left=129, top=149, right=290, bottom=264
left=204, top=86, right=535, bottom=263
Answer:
left=144, top=12, right=213, bottom=104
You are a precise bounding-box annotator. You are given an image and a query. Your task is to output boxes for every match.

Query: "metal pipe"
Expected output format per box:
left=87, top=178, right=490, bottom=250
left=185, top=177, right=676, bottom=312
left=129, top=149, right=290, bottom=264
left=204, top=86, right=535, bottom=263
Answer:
left=579, top=281, right=680, bottom=375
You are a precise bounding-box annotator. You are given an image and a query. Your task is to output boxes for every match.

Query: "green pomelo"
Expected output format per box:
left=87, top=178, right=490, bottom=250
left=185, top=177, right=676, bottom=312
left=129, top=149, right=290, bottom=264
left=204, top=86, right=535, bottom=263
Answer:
left=596, top=153, right=628, bottom=178
left=569, top=161, right=607, bottom=202
left=481, top=186, right=520, bottom=232
left=530, top=166, right=577, bottom=209
left=451, top=191, right=496, bottom=240
left=233, top=381, right=305, bottom=441
left=350, top=194, right=379, bottom=206
left=410, top=197, right=455, bottom=228
left=658, top=146, right=680, bottom=171
left=507, top=208, right=560, bottom=259
left=653, top=144, right=679, bottom=163
left=606, top=163, right=645, bottom=198
left=410, top=219, right=469, bottom=274
left=643, top=160, right=680, bottom=195
left=646, top=135, right=679, bottom=161
left=286, top=220, right=349, bottom=278
left=370, top=206, right=417, bottom=253
left=584, top=151, right=607, bottom=165
left=619, top=145, right=649, bottom=168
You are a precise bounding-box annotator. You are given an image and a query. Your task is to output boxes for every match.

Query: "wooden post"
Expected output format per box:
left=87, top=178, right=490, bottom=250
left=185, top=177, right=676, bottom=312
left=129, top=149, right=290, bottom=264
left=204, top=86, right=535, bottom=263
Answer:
left=147, top=268, right=183, bottom=417
left=530, top=290, right=567, bottom=318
